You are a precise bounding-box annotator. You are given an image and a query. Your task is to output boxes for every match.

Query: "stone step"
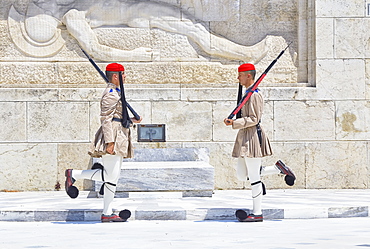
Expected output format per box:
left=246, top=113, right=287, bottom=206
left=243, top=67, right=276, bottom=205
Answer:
left=89, top=161, right=214, bottom=197
left=2, top=190, right=370, bottom=222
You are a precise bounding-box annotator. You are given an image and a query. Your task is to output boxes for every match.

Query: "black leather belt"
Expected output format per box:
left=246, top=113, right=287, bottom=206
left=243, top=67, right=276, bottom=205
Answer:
left=112, top=118, right=122, bottom=122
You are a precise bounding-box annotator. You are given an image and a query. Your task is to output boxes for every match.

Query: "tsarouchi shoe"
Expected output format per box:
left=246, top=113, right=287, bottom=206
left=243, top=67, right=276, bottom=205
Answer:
left=101, top=214, right=128, bottom=222
left=239, top=213, right=263, bottom=222
left=275, top=160, right=296, bottom=186
left=65, top=169, right=79, bottom=198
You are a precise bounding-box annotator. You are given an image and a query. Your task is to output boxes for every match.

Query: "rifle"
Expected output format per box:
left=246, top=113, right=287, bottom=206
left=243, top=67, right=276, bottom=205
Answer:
left=227, top=42, right=292, bottom=120
left=80, top=48, right=141, bottom=121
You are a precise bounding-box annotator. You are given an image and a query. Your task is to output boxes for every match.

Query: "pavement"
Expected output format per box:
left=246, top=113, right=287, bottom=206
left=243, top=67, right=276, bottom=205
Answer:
left=1, top=189, right=369, bottom=222
left=2, top=218, right=370, bottom=249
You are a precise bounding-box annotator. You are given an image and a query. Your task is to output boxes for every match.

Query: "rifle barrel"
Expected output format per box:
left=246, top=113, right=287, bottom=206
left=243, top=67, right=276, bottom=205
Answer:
left=80, top=48, right=140, bottom=120
left=227, top=43, right=291, bottom=119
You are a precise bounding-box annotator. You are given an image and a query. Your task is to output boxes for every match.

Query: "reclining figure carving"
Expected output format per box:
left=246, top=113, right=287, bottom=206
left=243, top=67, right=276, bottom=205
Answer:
left=8, top=0, right=268, bottom=62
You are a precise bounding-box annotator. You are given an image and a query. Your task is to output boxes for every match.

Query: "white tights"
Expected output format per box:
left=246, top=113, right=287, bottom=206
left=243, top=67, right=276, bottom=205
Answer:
left=72, top=154, right=122, bottom=215
left=236, top=157, right=280, bottom=215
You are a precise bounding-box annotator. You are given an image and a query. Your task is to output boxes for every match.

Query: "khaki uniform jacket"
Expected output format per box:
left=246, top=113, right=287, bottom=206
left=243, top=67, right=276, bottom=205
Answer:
left=231, top=90, right=272, bottom=158
left=89, top=83, right=133, bottom=158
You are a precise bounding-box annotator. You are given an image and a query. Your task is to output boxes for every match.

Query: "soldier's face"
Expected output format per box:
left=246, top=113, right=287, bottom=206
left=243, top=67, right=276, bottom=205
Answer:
left=111, top=72, right=126, bottom=86
left=238, top=72, right=252, bottom=88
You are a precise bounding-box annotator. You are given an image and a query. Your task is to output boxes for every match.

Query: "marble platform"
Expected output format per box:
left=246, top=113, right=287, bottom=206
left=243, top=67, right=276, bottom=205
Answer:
left=90, top=161, right=214, bottom=197
left=89, top=148, right=215, bottom=197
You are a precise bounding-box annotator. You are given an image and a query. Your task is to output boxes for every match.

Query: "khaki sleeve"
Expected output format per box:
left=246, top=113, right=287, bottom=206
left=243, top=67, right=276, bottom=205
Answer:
left=232, top=93, right=263, bottom=130
left=100, top=90, right=119, bottom=143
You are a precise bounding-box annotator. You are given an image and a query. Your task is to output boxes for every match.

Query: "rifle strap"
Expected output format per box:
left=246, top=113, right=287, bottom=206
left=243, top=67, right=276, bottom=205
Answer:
left=236, top=87, right=259, bottom=119
left=119, top=72, right=132, bottom=128
left=236, top=84, right=243, bottom=119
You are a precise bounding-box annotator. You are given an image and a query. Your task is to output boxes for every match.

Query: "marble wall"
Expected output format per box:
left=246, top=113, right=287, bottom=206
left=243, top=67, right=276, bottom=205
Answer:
left=0, top=0, right=369, bottom=192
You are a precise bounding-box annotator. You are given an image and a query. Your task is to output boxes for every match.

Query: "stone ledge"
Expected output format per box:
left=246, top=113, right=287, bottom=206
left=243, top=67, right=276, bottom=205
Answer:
left=0, top=86, right=320, bottom=102
left=1, top=206, right=368, bottom=221
left=1, top=190, right=370, bottom=221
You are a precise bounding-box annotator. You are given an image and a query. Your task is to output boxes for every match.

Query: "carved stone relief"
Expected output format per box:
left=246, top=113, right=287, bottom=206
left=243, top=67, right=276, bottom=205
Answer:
left=3, top=0, right=301, bottom=85
left=8, top=0, right=269, bottom=62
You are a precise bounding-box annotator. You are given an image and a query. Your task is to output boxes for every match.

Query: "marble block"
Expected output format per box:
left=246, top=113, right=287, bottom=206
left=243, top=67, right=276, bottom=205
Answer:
left=151, top=102, right=213, bottom=142
left=34, top=210, right=85, bottom=222
left=0, top=102, right=26, bottom=142
left=203, top=208, right=237, bottom=220
left=135, top=210, right=186, bottom=220
left=316, top=0, right=364, bottom=17
left=274, top=100, right=336, bottom=141
left=91, top=161, right=214, bottom=197
left=328, top=206, right=368, bottom=218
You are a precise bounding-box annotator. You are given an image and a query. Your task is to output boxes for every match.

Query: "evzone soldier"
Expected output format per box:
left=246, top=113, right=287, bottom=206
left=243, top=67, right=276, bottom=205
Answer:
left=224, top=63, right=296, bottom=222
left=65, top=63, right=142, bottom=222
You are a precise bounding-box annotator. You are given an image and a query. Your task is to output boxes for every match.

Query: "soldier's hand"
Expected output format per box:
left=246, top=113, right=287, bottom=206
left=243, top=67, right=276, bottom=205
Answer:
left=224, top=118, right=233, bottom=126
left=106, top=142, right=115, bottom=154
left=132, top=116, right=143, bottom=123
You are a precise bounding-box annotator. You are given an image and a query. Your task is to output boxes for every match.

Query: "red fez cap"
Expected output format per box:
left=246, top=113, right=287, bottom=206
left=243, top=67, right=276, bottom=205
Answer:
left=238, top=63, right=255, bottom=72
left=106, top=63, right=124, bottom=72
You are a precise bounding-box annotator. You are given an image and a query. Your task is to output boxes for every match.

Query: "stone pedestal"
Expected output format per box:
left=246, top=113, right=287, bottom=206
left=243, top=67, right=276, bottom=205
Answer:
left=89, top=148, right=214, bottom=197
